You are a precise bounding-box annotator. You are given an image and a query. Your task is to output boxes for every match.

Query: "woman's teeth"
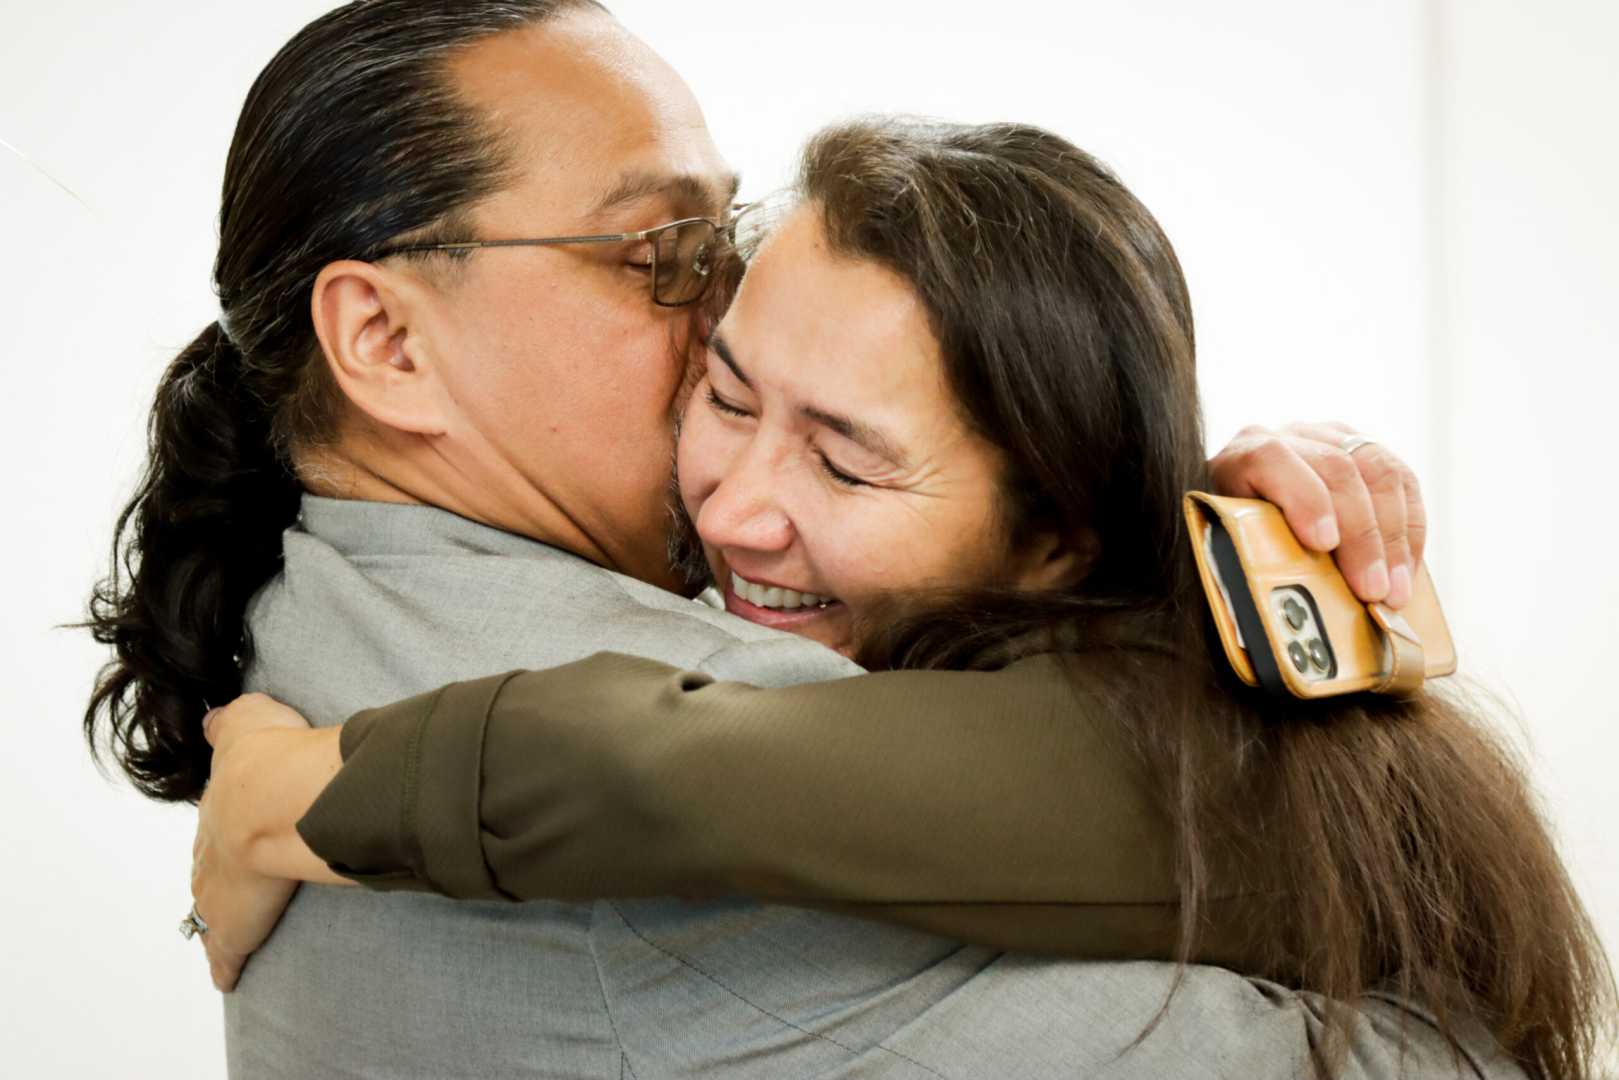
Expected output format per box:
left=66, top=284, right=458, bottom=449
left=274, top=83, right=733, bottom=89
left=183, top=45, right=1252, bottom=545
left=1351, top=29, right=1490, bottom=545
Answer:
left=731, top=571, right=834, bottom=611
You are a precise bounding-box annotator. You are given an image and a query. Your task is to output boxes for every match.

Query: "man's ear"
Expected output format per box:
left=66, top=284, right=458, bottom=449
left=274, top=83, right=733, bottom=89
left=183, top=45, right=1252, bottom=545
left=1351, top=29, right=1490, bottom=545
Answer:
left=310, top=260, right=449, bottom=437
left=1010, top=523, right=1102, bottom=592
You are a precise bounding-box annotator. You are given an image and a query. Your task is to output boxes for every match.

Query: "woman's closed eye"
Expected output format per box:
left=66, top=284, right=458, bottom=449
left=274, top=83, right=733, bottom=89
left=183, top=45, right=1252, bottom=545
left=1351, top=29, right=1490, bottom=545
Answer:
left=816, top=450, right=869, bottom=488
left=705, top=385, right=752, bottom=419
left=705, top=387, right=871, bottom=487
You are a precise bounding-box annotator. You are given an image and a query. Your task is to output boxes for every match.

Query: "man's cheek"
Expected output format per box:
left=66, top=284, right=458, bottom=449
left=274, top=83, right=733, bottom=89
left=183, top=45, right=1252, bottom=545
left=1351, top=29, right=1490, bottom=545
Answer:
left=674, top=405, right=725, bottom=512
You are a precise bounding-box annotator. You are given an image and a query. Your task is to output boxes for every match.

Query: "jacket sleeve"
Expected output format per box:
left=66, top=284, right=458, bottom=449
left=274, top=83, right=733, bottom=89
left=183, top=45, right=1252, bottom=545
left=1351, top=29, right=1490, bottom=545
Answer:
left=296, top=651, right=1254, bottom=963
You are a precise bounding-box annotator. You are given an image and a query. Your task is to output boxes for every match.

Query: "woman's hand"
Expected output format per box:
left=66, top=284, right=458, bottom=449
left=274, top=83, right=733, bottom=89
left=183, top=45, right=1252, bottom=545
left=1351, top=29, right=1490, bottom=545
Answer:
left=190, top=694, right=344, bottom=991
left=1209, top=422, right=1427, bottom=609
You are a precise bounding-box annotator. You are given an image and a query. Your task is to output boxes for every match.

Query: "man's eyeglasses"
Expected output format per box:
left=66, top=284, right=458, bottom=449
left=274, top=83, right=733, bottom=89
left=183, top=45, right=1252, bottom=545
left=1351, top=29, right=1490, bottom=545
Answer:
left=372, top=207, right=749, bottom=308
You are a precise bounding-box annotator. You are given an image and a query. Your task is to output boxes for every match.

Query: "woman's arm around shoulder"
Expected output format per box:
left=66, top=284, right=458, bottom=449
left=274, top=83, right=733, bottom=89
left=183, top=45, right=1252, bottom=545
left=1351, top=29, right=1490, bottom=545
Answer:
left=295, top=651, right=1258, bottom=964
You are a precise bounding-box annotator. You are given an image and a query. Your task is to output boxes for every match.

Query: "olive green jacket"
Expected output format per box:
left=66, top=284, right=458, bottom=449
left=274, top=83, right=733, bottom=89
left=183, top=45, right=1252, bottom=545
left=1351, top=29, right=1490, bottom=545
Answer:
left=297, top=651, right=1271, bottom=968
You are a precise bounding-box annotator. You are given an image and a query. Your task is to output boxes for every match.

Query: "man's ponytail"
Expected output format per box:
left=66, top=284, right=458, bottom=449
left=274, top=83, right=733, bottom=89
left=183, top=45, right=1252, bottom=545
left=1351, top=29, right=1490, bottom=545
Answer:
left=84, top=322, right=301, bottom=803
left=80, top=0, right=599, bottom=803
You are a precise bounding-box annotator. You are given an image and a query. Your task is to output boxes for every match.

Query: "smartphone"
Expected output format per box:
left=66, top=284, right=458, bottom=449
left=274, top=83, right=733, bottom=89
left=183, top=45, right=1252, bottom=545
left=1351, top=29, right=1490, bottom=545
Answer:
left=1185, top=493, right=1456, bottom=699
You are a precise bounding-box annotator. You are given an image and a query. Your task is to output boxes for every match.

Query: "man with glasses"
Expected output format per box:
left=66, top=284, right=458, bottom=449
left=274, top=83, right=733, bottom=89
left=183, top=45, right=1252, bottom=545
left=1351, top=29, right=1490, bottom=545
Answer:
left=199, top=5, right=1429, bottom=1079
left=374, top=212, right=740, bottom=308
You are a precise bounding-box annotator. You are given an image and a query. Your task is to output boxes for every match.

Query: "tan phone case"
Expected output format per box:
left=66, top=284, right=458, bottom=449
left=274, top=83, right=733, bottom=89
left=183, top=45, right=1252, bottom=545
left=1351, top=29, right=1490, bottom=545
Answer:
left=1185, top=492, right=1456, bottom=699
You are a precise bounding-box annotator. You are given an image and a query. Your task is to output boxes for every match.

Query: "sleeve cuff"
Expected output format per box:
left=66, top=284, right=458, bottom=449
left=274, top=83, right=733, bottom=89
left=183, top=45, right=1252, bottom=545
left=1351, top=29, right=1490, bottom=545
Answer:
left=295, top=673, right=519, bottom=899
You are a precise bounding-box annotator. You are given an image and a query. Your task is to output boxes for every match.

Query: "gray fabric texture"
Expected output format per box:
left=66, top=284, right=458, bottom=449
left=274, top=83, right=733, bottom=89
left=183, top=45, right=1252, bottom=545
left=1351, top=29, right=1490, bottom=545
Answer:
left=225, top=495, right=1522, bottom=1080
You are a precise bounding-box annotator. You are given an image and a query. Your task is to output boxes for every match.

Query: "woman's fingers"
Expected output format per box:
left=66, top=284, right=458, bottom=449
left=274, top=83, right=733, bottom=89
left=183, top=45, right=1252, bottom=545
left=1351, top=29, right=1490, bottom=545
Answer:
left=192, top=796, right=207, bottom=862
left=1348, top=442, right=1413, bottom=607
left=1282, top=424, right=1427, bottom=607
left=1208, top=423, right=1430, bottom=608
left=192, top=862, right=252, bottom=993
left=190, top=758, right=303, bottom=995
left=193, top=759, right=249, bottom=992
left=1208, top=427, right=1340, bottom=551
left=206, top=936, right=247, bottom=993
left=204, top=693, right=314, bottom=751
left=1403, top=466, right=1429, bottom=573
left=1296, top=438, right=1392, bottom=604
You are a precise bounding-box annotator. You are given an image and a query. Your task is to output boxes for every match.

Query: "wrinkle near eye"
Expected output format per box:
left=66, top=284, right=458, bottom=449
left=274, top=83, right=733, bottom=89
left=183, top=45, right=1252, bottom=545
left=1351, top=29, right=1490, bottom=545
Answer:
left=807, top=445, right=953, bottom=498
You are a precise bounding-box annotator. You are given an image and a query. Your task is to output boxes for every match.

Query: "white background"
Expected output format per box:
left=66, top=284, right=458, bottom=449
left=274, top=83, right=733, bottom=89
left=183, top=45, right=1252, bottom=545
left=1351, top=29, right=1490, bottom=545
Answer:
left=1, top=1, right=1613, bottom=1074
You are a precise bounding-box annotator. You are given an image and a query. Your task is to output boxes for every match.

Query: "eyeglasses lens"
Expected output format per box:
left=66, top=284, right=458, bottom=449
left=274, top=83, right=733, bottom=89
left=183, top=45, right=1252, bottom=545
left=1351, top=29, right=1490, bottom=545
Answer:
left=654, top=221, right=718, bottom=306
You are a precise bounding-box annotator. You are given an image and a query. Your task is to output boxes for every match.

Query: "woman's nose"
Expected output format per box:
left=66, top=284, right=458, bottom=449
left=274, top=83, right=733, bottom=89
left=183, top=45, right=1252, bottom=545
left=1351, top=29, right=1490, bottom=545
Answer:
left=696, top=452, right=794, bottom=555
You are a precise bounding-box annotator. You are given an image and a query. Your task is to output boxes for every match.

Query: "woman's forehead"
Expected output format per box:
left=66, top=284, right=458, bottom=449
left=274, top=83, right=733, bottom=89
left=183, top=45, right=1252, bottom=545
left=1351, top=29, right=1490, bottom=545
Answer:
left=728, top=209, right=942, bottom=403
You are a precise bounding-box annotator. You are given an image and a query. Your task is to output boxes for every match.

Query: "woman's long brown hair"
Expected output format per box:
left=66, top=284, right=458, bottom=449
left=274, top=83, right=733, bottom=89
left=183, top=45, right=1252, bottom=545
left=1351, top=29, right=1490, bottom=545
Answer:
left=796, top=117, right=1614, bottom=1079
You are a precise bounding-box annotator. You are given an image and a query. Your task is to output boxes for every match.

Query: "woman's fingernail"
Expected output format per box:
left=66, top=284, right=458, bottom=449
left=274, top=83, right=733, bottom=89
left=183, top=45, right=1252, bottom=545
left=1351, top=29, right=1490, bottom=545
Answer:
left=1364, top=559, right=1390, bottom=599
left=1313, top=516, right=1340, bottom=550
left=1387, top=563, right=1412, bottom=608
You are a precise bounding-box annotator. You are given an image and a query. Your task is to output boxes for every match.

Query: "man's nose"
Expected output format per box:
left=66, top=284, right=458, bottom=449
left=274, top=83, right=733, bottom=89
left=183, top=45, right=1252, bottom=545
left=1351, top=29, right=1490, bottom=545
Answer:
left=696, top=448, right=794, bottom=554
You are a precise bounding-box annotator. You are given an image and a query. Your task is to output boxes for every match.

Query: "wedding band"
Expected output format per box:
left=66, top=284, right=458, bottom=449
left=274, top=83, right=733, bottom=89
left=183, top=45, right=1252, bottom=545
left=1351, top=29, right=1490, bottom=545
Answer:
left=179, top=905, right=209, bottom=940
left=1339, top=434, right=1377, bottom=456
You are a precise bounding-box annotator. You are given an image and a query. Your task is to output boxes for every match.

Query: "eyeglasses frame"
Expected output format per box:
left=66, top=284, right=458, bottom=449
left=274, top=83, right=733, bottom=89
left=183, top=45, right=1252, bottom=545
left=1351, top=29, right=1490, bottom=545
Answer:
left=371, top=203, right=751, bottom=308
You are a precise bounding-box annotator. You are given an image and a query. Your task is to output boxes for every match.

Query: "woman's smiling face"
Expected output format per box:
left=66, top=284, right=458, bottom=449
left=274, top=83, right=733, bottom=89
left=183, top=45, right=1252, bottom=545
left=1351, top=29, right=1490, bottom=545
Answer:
left=677, top=204, right=1046, bottom=656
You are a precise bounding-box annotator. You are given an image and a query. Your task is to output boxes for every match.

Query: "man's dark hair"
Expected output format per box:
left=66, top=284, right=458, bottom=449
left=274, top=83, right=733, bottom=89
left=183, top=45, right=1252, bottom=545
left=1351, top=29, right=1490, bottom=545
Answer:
left=83, top=0, right=606, bottom=804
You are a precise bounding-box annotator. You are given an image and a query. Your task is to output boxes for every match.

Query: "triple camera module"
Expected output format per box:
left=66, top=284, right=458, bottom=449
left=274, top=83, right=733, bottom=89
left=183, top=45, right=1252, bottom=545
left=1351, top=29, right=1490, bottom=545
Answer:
left=1268, top=586, right=1335, bottom=682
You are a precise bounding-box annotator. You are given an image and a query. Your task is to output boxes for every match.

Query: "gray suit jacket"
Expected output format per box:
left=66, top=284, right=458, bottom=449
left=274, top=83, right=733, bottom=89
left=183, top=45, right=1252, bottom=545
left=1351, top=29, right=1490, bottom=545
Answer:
left=225, top=496, right=1519, bottom=1079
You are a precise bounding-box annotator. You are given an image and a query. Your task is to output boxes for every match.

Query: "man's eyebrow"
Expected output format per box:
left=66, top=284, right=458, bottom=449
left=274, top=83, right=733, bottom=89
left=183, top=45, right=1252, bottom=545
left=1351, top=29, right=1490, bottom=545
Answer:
left=590, top=170, right=742, bottom=219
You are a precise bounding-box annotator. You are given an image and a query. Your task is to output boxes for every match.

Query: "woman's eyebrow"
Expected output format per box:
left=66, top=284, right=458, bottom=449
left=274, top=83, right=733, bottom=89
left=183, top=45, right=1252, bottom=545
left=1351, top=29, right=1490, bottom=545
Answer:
left=710, top=332, right=908, bottom=469
left=800, top=404, right=909, bottom=471
left=709, top=331, right=752, bottom=388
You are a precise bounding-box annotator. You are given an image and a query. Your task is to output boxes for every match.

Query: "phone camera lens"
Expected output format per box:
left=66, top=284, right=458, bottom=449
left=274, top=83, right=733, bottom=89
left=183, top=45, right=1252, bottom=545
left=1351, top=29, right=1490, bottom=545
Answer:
left=1282, top=597, right=1308, bottom=630
left=1308, top=639, right=1330, bottom=672
left=1288, top=641, right=1310, bottom=674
